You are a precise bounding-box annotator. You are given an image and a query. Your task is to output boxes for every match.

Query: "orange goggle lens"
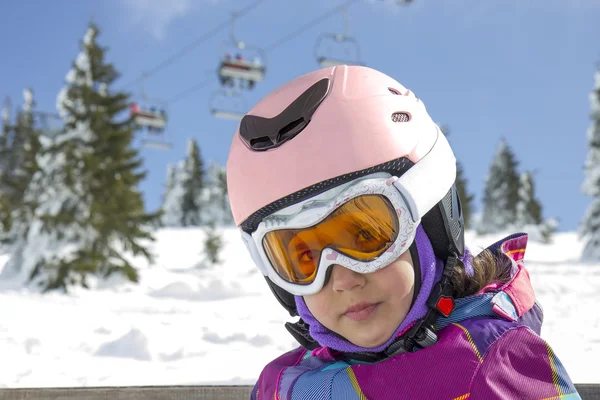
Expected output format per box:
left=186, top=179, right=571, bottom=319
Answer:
left=262, top=195, right=399, bottom=284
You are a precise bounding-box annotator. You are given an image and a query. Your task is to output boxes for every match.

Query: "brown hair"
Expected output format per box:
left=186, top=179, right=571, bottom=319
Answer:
left=451, top=248, right=514, bottom=298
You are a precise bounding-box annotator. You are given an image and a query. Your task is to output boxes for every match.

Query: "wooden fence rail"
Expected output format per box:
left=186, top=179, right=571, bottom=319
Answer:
left=0, top=384, right=598, bottom=399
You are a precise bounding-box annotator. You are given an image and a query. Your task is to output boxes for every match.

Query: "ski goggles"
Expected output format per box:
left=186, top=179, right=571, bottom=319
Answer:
left=240, top=130, right=456, bottom=296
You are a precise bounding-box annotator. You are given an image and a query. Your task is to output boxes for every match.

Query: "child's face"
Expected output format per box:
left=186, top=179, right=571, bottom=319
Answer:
left=303, top=250, right=415, bottom=348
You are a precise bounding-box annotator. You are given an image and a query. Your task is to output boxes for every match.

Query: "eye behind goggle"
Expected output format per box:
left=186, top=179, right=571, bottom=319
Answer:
left=262, top=194, right=399, bottom=285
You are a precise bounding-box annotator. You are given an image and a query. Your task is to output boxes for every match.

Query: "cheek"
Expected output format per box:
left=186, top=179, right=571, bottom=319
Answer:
left=376, top=259, right=415, bottom=298
left=303, top=291, right=331, bottom=322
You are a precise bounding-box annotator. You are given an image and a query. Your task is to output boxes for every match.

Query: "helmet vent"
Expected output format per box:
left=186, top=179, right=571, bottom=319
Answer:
left=250, top=136, right=274, bottom=149
left=391, top=112, right=410, bottom=122
left=388, top=88, right=401, bottom=95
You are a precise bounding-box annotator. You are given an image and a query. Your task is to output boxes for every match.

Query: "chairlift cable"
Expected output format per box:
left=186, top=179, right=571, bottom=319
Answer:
left=169, top=69, right=215, bottom=105
left=263, top=0, right=360, bottom=53
left=168, top=0, right=361, bottom=105
left=122, top=0, right=266, bottom=90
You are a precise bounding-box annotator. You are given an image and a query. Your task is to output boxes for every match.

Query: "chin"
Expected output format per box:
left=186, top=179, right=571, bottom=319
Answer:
left=350, top=328, right=395, bottom=349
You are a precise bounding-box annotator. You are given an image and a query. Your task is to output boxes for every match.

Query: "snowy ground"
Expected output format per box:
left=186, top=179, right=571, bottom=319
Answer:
left=0, top=228, right=598, bottom=388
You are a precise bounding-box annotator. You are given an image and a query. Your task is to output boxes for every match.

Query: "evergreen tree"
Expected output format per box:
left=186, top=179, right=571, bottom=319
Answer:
left=201, top=221, right=224, bottom=267
left=0, top=97, right=12, bottom=238
left=515, top=171, right=555, bottom=243
left=0, top=89, right=40, bottom=247
left=161, top=161, right=185, bottom=227
left=581, top=68, right=600, bottom=260
left=516, top=172, right=542, bottom=226
left=478, top=139, right=520, bottom=234
left=2, top=23, right=159, bottom=290
left=455, top=161, right=474, bottom=230
left=180, top=138, right=205, bottom=226
left=161, top=158, right=234, bottom=228
left=439, top=125, right=474, bottom=229
left=200, top=162, right=235, bottom=226
left=0, top=97, right=10, bottom=167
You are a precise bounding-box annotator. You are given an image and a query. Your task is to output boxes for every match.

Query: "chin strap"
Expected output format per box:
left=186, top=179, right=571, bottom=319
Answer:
left=391, top=253, right=461, bottom=355
left=285, top=318, right=320, bottom=350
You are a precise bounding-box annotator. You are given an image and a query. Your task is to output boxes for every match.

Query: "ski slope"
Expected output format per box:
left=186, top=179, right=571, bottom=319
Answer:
left=0, top=228, right=598, bottom=388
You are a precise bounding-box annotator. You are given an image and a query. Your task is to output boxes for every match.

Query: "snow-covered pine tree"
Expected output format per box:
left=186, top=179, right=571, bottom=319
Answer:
left=4, top=90, right=32, bottom=182
left=0, top=89, right=40, bottom=244
left=0, top=97, right=12, bottom=238
left=2, top=23, right=159, bottom=290
left=478, top=139, right=520, bottom=234
left=515, top=171, right=555, bottom=243
left=516, top=171, right=542, bottom=226
left=201, top=221, right=224, bottom=267
left=180, top=138, right=205, bottom=226
left=439, top=125, right=474, bottom=229
left=581, top=67, right=600, bottom=260
left=161, top=161, right=185, bottom=227
left=0, top=97, right=10, bottom=164
left=0, top=89, right=40, bottom=247
left=200, top=162, right=234, bottom=226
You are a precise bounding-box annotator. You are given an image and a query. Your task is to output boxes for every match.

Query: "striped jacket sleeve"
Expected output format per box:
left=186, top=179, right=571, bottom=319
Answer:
left=468, top=326, right=581, bottom=399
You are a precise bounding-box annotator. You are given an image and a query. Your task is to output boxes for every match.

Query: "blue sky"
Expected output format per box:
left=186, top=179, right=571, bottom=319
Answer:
left=1, top=0, right=599, bottom=232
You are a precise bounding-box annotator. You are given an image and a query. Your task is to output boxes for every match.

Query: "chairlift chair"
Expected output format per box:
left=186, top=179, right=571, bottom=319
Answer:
left=217, top=12, right=267, bottom=91
left=141, top=138, right=173, bottom=150
left=130, top=103, right=167, bottom=130
left=131, top=74, right=173, bottom=151
left=218, top=54, right=266, bottom=84
left=314, top=33, right=364, bottom=68
left=314, top=8, right=364, bottom=68
left=209, top=89, right=247, bottom=121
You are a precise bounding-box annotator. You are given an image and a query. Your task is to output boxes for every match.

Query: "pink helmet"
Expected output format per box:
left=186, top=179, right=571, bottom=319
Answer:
left=227, top=65, right=465, bottom=317
left=227, top=64, right=463, bottom=264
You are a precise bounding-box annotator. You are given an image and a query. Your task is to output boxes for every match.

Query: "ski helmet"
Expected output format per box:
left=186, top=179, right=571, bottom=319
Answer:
left=226, top=65, right=464, bottom=316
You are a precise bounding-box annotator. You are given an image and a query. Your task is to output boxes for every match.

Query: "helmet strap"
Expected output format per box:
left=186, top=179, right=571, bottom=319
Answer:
left=395, top=253, right=461, bottom=354
left=285, top=319, right=320, bottom=350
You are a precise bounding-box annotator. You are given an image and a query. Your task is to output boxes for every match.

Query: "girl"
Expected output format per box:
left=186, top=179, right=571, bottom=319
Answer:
left=226, top=65, right=580, bottom=399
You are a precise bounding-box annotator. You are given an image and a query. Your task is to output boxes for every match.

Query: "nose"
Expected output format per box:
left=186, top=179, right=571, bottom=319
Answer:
left=330, top=264, right=367, bottom=292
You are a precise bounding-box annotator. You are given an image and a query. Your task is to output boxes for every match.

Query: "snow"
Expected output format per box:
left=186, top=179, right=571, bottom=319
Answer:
left=1, top=98, right=9, bottom=124
left=56, top=28, right=95, bottom=124
left=83, top=27, right=95, bottom=47
left=516, top=172, right=536, bottom=226
left=22, top=89, right=33, bottom=113
left=0, top=228, right=598, bottom=387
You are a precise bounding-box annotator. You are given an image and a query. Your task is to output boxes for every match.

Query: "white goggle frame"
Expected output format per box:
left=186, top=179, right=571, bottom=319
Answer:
left=240, top=128, right=456, bottom=296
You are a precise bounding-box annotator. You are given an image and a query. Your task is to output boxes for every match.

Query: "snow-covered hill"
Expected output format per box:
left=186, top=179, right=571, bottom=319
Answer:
left=0, top=228, right=598, bottom=387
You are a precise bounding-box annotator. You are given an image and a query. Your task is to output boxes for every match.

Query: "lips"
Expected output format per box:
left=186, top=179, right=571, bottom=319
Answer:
left=343, top=302, right=381, bottom=322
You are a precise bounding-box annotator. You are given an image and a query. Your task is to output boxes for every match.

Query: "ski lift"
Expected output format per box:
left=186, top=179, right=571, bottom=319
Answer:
left=130, top=103, right=167, bottom=131
left=209, top=89, right=247, bottom=120
left=314, top=7, right=365, bottom=68
left=131, top=73, right=172, bottom=150
left=217, top=12, right=267, bottom=92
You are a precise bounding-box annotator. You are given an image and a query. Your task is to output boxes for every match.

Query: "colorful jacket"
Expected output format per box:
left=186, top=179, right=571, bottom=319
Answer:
left=250, top=234, right=581, bottom=399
